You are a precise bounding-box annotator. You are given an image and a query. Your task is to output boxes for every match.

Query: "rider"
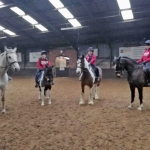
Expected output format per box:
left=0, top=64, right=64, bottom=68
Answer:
left=137, top=40, right=150, bottom=85
left=35, top=50, right=54, bottom=87
left=85, top=47, right=100, bottom=81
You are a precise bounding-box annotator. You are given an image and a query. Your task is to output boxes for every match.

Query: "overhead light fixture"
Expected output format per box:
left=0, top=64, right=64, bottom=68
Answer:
left=0, top=25, right=5, bottom=30
left=0, top=1, right=4, bottom=5
left=117, top=0, right=131, bottom=9
left=58, top=8, right=74, bottom=19
left=121, top=10, right=134, bottom=20
left=35, top=24, right=48, bottom=32
left=3, top=29, right=16, bottom=36
left=10, top=6, right=25, bottom=16
left=68, top=19, right=81, bottom=27
left=49, top=0, right=64, bottom=9
left=22, top=15, right=38, bottom=25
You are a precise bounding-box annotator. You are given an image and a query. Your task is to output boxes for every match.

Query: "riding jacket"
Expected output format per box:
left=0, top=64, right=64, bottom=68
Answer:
left=137, top=48, right=150, bottom=63
left=85, top=54, right=96, bottom=65
left=37, top=58, right=51, bottom=69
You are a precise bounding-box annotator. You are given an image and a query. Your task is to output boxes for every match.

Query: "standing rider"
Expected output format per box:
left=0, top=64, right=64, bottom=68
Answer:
left=137, top=40, right=150, bottom=85
left=85, top=47, right=100, bottom=81
left=35, top=50, right=54, bottom=87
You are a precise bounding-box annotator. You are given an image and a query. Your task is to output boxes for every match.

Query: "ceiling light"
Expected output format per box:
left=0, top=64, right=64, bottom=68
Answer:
left=0, top=25, right=5, bottom=30
left=58, top=8, right=74, bottom=19
left=22, top=15, right=38, bottom=25
left=121, top=10, right=134, bottom=20
left=3, top=29, right=16, bottom=36
left=10, top=6, right=25, bottom=16
left=68, top=19, right=81, bottom=27
left=117, top=0, right=131, bottom=9
left=49, top=0, right=64, bottom=9
left=0, top=1, right=4, bottom=5
left=35, top=24, right=48, bottom=32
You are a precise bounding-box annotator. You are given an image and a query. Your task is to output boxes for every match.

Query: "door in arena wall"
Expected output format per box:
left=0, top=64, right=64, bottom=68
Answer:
left=55, top=56, right=70, bottom=77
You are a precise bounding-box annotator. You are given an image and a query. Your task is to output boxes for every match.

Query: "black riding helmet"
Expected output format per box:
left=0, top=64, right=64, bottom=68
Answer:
left=145, top=40, right=150, bottom=46
left=88, top=47, right=94, bottom=52
left=41, top=50, right=47, bottom=55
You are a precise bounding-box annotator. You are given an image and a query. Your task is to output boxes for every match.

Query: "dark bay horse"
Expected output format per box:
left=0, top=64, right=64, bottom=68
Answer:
left=38, top=65, right=54, bottom=106
left=114, top=56, right=149, bottom=110
left=76, top=55, right=102, bottom=105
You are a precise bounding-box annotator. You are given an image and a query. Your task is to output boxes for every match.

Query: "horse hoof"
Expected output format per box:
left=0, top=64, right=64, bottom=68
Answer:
left=95, top=96, right=99, bottom=100
left=1, top=109, right=6, bottom=113
left=48, top=101, right=52, bottom=105
left=128, top=105, right=132, bottom=109
left=79, top=101, right=85, bottom=105
left=137, top=107, right=142, bottom=111
left=41, top=103, right=44, bottom=106
left=88, top=101, right=94, bottom=105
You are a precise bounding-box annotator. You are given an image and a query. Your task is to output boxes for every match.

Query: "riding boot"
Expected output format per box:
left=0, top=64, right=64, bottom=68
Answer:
left=35, top=75, right=39, bottom=88
left=8, top=76, right=12, bottom=81
left=35, top=82, right=39, bottom=88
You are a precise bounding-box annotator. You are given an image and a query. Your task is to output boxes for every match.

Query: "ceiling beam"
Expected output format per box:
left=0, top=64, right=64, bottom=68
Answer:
left=13, top=0, right=78, bottom=50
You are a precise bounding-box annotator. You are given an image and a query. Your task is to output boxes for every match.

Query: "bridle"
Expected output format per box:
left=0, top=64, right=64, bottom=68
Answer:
left=115, top=61, right=125, bottom=76
left=77, top=59, right=88, bottom=75
left=0, top=52, right=18, bottom=69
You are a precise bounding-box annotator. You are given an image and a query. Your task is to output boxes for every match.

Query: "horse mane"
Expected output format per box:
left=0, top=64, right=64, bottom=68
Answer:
left=121, top=56, right=138, bottom=64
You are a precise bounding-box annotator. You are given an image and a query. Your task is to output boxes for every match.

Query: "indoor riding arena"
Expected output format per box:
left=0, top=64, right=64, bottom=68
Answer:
left=0, top=0, right=150, bottom=150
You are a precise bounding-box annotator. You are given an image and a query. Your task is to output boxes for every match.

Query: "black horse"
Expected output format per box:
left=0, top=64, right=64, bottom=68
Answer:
left=38, top=65, right=54, bottom=106
left=114, top=56, right=149, bottom=110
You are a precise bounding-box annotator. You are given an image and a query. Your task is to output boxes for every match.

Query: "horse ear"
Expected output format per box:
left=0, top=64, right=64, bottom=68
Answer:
left=14, top=47, right=17, bottom=52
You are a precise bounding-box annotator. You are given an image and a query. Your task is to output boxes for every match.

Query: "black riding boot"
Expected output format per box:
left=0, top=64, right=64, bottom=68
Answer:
left=8, top=76, right=12, bottom=81
left=35, top=74, right=39, bottom=88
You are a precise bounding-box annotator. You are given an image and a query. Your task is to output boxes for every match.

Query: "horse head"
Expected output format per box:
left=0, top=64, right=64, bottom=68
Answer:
left=44, top=66, right=53, bottom=82
left=76, top=55, right=85, bottom=75
left=4, top=46, right=20, bottom=72
left=113, top=56, right=125, bottom=78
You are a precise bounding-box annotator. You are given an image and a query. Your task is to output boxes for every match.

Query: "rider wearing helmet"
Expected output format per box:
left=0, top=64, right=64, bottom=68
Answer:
left=85, top=47, right=100, bottom=81
left=35, top=50, right=54, bottom=87
left=137, top=40, right=150, bottom=85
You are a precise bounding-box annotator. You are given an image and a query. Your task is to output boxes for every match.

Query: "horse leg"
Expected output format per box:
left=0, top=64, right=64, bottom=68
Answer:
left=1, top=88, right=6, bottom=113
left=137, top=87, right=143, bottom=111
left=128, top=86, right=135, bottom=108
left=47, top=89, right=51, bottom=105
left=41, top=87, right=45, bottom=106
left=94, top=85, right=99, bottom=100
left=88, top=86, right=94, bottom=105
left=79, top=83, right=85, bottom=105
left=92, top=85, right=95, bottom=99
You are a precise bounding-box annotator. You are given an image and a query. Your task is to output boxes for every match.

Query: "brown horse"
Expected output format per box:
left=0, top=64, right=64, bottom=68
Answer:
left=76, top=55, right=102, bottom=105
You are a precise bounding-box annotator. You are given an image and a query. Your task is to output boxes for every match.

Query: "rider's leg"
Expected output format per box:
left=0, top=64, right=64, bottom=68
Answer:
left=91, top=64, right=100, bottom=81
left=145, top=62, right=150, bottom=85
left=35, top=70, right=39, bottom=87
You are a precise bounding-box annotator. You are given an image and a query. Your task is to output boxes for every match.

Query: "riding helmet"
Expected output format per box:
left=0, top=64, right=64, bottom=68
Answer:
left=88, top=47, right=94, bottom=52
left=41, top=50, right=47, bottom=55
left=145, top=40, right=150, bottom=45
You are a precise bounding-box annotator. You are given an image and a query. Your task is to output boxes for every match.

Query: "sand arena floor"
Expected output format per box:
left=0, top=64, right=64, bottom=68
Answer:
left=0, top=77, right=150, bottom=150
